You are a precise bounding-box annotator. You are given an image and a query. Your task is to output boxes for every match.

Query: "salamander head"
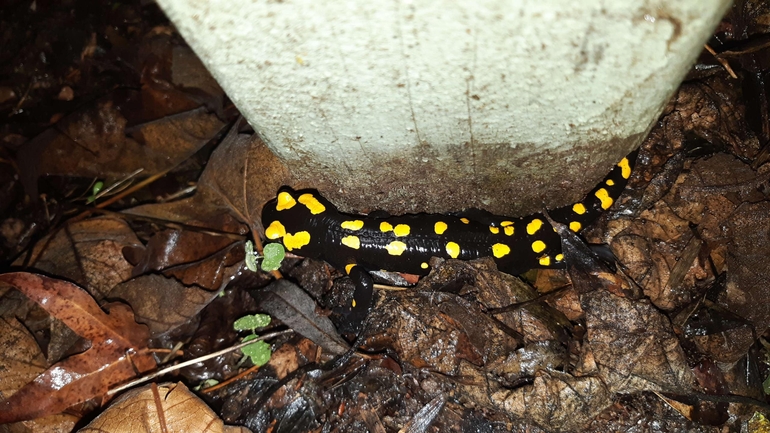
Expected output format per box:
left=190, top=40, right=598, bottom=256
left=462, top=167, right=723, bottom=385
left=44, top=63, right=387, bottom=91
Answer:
left=261, top=188, right=336, bottom=255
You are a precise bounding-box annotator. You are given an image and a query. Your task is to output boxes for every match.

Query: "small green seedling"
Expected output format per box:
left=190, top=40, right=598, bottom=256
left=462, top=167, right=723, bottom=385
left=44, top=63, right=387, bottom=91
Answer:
left=86, top=181, right=104, bottom=204
left=244, top=240, right=259, bottom=272
left=234, top=314, right=273, bottom=367
left=243, top=241, right=285, bottom=272
left=233, top=313, right=272, bottom=331
left=240, top=336, right=272, bottom=367
left=261, top=243, right=285, bottom=272
left=194, top=379, right=220, bottom=391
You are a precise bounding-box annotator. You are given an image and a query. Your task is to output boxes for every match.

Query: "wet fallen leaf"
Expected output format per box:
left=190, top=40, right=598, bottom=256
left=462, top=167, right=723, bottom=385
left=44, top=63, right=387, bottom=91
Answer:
left=0, top=273, right=156, bottom=423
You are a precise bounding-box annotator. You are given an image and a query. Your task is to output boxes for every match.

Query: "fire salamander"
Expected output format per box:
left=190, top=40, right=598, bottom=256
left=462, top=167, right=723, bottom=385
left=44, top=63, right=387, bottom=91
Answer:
left=262, top=151, right=636, bottom=325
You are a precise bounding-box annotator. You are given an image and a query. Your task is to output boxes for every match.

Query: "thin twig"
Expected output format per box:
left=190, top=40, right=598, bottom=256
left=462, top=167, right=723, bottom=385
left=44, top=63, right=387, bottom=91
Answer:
left=107, top=329, right=294, bottom=396
left=704, top=44, right=738, bottom=79
left=200, top=364, right=261, bottom=394
left=93, top=168, right=144, bottom=201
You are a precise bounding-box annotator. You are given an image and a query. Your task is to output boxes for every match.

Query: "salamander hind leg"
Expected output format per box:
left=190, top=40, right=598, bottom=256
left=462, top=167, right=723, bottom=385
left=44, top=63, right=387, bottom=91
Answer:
left=334, top=263, right=374, bottom=332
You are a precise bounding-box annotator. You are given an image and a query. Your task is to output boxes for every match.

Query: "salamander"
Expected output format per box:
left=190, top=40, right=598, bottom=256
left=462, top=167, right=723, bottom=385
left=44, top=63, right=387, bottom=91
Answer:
left=261, top=151, right=636, bottom=325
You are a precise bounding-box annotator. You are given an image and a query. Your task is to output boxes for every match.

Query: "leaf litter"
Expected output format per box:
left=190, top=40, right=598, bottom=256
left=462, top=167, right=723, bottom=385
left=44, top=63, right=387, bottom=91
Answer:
left=1, top=1, right=770, bottom=432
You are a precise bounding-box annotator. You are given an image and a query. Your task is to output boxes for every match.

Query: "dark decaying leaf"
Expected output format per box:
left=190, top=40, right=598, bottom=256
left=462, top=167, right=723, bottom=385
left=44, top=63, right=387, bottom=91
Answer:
left=0, top=273, right=156, bottom=423
left=490, top=221, right=695, bottom=431
left=493, top=371, right=611, bottom=431
left=721, top=202, right=770, bottom=352
left=558, top=219, right=694, bottom=395
left=18, top=101, right=226, bottom=200
left=365, top=288, right=518, bottom=375
left=255, top=279, right=349, bottom=356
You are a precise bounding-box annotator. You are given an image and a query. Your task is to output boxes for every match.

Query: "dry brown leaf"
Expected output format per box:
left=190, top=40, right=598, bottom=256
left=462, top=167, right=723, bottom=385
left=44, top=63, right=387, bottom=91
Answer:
left=16, top=217, right=142, bottom=302
left=111, top=234, right=248, bottom=339
left=197, top=129, right=292, bottom=232
left=79, top=382, right=252, bottom=433
left=125, top=125, right=291, bottom=238
left=0, top=317, right=46, bottom=399
left=4, top=413, right=80, bottom=433
left=107, top=273, right=221, bottom=336
left=0, top=273, right=156, bottom=423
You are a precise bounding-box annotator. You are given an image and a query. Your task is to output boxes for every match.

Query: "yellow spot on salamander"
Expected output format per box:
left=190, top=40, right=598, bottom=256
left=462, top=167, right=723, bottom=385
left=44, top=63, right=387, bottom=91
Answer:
left=527, top=219, right=543, bottom=235
left=606, top=179, right=615, bottom=186
left=385, top=241, right=407, bottom=256
left=283, top=231, right=310, bottom=251
left=532, top=240, right=546, bottom=253
left=555, top=253, right=564, bottom=261
left=341, top=235, right=360, bottom=249
left=460, top=218, right=470, bottom=224
left=341, top=220, right=364, bottom=230
left=421, top=262, right=429, bottom=269
left=393, top=224, right=411, bottom=237
left=504, top=226, right=514, bottom=236
left=352, top=299, right=356, bottom=308
left=434, top=221, right=448, bottom=235
left=489, top=226, right=500, bottom=234
left=380, top=222, right=393, bottom=232
left=492, top=243, right=510, bottom=258
left=446, top=242, right=460, bottom=258
left=539, top=255, right=551, bottom=266
left=345, top=264, right=356, bottom=274
left=569, top=221, right=582, bottom=232
left=594, top=188, right=613, bottom=210
left=501, top=221, right=513, bottom=227
left=276, top=192, right=296, bottom=211
left=573, top=203, right=586, bottom=215
left=298, top=193, right=326, bottom=214
left=265, top=221, right=286, bottom=239
left=618, top=157, right=631, bottom=179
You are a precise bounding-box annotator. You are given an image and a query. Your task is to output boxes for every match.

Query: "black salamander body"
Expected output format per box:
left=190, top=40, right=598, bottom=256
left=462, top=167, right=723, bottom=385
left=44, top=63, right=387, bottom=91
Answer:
left=262, top=152, right=636, bottom=323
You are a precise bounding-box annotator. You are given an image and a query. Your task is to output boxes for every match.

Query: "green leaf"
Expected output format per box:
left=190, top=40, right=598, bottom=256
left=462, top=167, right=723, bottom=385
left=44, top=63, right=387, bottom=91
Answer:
left=233, top=314, right=271, bottom=331
left=241, top=338, right=272, bottom=367
left=244, top=240, right=258, bottom=272
left=261, top=243, right=285, bottom=272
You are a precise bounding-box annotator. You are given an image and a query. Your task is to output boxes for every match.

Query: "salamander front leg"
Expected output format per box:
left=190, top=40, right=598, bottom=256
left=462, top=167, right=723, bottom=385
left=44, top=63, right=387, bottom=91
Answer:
left=336, top=263, right=374, bottom=332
